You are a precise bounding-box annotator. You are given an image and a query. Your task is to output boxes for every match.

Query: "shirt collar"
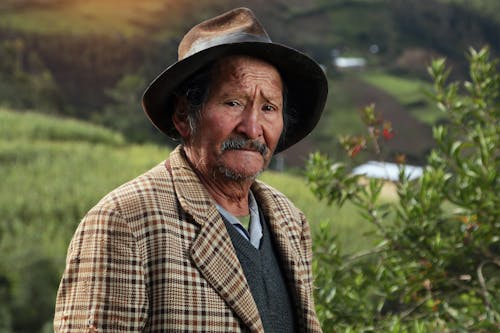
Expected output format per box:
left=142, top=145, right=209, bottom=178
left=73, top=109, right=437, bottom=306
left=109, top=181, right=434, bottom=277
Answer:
left=215, top=190, right=263, bottom=249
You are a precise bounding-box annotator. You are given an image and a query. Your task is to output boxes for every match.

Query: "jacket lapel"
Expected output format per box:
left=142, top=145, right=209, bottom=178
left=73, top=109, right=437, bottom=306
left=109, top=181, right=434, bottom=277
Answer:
left=251, top=181, right=314, bottom=331
left=190, top=211, right=264, bottom=332
left=169, top=147, right=264, bottom=332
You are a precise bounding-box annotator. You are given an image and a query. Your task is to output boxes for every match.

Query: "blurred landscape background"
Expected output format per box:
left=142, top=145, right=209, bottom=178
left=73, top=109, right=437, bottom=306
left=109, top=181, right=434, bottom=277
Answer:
left=0, top=0, right=499, bottom=331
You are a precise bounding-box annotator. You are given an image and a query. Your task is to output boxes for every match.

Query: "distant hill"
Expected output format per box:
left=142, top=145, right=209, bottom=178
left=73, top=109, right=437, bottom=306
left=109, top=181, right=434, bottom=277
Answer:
left=0, top=0, right=499, bottom=167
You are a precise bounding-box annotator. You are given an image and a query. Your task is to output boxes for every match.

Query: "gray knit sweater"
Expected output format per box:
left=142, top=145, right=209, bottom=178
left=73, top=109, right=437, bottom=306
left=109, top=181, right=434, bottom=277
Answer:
left=222, top=214, right=297, bottom=332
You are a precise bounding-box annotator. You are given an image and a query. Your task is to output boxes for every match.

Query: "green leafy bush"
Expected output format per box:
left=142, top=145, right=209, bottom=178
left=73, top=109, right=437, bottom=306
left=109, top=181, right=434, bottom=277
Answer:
left=307, top=47, right=499, bottom=332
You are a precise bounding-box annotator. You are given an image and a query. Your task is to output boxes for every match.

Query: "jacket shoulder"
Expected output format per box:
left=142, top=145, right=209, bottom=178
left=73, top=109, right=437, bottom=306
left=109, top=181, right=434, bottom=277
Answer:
left=89, top=161, right=174, bottom=218
left=251, top=180, right=304, bottom=219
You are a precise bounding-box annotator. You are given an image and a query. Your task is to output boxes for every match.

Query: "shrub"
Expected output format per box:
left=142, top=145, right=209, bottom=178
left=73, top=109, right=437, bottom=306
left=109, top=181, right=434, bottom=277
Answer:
left=307, top=47, right=499, bottom=332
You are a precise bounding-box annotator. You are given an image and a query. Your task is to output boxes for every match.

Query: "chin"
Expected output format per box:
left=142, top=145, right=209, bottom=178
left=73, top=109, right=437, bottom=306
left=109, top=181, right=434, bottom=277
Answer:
left=215, top=151, right=273, bottom=181
left=217, top=165, right=264, bottom=182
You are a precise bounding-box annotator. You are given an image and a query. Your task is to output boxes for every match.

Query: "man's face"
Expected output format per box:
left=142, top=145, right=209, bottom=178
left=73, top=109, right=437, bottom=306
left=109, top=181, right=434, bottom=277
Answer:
left=180, top=55, right=284, bottom=182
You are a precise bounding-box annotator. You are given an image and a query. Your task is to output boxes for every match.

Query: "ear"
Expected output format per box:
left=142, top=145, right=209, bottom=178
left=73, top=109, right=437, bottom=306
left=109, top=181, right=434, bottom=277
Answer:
left=172, top=97, right=191, bottom=139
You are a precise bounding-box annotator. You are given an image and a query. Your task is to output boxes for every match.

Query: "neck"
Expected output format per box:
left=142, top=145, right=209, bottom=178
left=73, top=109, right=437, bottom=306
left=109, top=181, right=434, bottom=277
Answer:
left=183, top=148, right=253, bottom=216
left=200, top=170, right=253, bottom=216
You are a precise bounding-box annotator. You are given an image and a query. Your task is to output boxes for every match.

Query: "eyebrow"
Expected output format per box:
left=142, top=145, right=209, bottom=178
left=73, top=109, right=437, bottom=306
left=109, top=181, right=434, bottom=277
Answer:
left=219, top=91, right=282, bottom=105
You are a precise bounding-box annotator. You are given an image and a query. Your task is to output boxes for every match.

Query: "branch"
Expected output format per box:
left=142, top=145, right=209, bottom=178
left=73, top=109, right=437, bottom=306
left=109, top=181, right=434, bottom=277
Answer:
left=476, top=260, right=494, bottom=311
left=341, top=242, right=387, bottom=266
left=399, top=294, right=433, bottom=320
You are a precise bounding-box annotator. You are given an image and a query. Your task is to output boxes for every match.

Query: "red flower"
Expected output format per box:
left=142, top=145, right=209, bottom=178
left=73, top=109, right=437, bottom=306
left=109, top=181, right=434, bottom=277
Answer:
left=382, top=121, right=395, bottom=140
left=383, top=127, right=395, bottom=140
left=350, top=144, right=363, bottom=157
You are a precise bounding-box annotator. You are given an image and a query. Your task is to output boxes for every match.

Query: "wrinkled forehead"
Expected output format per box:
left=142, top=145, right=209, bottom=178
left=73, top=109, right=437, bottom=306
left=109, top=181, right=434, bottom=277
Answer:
left=209, top=54, right=284, bottom=96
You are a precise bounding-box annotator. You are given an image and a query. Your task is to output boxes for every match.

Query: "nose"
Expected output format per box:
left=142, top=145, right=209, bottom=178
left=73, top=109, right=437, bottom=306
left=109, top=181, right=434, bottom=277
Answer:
left=236, top=104, right=263, bottom=139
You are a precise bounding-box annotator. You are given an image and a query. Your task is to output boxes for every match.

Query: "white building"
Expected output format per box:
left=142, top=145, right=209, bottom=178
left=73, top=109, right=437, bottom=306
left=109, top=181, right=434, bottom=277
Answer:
left=333, top=57, right=367, bottom=69
left=352, top=161, right=423, bottom=181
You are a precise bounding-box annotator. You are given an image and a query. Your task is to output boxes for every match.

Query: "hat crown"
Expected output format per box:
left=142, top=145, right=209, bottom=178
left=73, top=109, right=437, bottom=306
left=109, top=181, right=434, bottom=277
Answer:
left=178, top=8, right=271, bottom=60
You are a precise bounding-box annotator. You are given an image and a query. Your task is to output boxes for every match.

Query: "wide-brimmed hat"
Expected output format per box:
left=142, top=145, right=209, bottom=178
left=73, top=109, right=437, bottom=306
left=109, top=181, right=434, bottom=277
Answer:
left=142, top=7, right=328, bottom=153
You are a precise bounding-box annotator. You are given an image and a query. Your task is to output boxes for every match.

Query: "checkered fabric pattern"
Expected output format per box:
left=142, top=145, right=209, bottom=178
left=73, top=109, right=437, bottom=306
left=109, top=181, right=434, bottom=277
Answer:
left=54, top=145, right=322, bottom=332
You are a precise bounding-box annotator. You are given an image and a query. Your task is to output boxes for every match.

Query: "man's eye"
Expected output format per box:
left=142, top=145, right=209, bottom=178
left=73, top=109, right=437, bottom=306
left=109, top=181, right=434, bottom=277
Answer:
left=262, top=104, right=276, bottom=112
left=225, top=101, right=240, bottom=107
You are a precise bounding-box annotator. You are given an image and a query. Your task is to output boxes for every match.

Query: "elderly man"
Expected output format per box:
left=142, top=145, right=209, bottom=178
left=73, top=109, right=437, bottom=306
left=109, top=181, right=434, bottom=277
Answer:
left=54, top=7, right=327, bottom=333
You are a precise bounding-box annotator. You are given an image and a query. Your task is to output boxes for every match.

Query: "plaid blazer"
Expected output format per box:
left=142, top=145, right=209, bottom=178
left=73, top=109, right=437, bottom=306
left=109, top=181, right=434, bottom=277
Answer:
left=54, top=146, right=322, bottom=332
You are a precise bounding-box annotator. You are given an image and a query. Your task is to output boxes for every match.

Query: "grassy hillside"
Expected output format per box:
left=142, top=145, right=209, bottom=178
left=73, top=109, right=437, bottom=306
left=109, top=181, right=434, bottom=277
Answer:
left=0, top=109, right=169, bottom=261
left=0, top=109, right=376, bottom=331
left=358, top=71, right=442, bottom=125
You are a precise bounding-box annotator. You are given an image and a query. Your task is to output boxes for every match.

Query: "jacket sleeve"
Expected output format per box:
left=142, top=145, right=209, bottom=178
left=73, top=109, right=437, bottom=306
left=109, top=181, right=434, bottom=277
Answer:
left=299, top=210, right=315, bottom=290
left=299, top=210, right=323, bottom=332
left=54, top=207, right=148, bottom=332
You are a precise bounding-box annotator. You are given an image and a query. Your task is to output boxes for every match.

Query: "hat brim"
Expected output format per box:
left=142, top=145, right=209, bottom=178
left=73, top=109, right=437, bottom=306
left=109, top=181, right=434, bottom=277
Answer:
left=142, top=41, right=328, bottom=153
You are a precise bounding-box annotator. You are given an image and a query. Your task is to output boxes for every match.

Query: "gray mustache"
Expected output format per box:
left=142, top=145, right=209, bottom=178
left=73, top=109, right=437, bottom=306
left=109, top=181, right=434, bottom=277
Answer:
left=221, top=137, right=269, bottom=156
